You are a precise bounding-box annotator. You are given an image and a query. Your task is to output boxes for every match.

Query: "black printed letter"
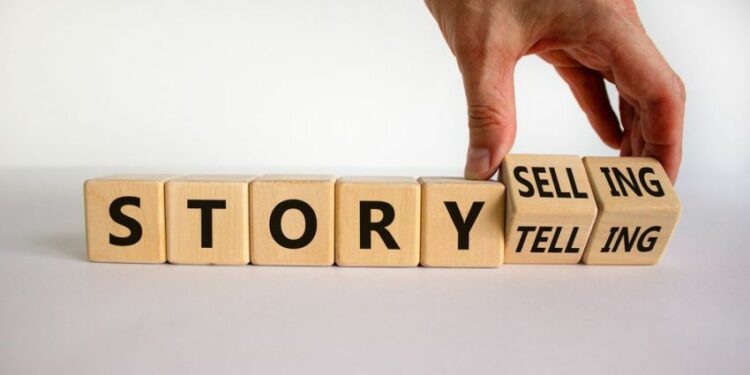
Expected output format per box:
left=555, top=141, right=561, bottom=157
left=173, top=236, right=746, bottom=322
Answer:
left=444, top=201, right=485, bottom=250
left=187, top=199, right=226, bottom=248
left=109, top=196, right=142, bottom=246
left=360, top=201, right=399, bottom=249
left=269, top=199, right=317, bottom=249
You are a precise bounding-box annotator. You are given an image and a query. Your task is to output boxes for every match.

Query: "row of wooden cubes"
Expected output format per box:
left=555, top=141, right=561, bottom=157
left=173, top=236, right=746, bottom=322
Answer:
left=84, top=155, right=681, bottom=267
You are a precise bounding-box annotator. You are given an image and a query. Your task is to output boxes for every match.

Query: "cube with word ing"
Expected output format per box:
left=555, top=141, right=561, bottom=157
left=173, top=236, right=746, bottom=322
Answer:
left=582, top=157, right=681, bottom=265
left=500, top=154, right=598, bottom=264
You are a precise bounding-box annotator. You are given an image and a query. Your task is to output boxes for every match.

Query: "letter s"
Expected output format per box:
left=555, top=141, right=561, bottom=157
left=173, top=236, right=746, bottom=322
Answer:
left=109, top=196, right=143, bottom=246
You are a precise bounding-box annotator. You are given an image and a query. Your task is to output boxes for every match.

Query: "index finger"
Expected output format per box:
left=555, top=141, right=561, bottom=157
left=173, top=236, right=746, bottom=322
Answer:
left=607, top=29, right=686, bottom=183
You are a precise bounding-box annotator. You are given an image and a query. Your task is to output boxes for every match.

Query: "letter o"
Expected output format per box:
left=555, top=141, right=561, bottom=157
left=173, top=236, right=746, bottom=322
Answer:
left=269, top=199, right=317, bottom=249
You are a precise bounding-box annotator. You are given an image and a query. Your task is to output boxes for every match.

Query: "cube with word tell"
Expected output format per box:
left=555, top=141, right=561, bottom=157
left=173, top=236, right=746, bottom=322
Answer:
left=335, top=177, right=420, bottom=267
left=166, top=175, right=255, bottom=265
left=419, top=177, right=505, bottom=267
left=582, top=157, right=681, bottom=265
left=500, top=154, right=598, bottom=264
left=250, top=175, right=335, bottom=266
left=84, top=174, right=176, bottom=263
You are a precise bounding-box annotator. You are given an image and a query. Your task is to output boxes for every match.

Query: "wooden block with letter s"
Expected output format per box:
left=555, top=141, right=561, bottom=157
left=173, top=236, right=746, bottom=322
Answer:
left=582, top=157, right=681, bottom=265
left=166, top=175, right=255, bottom=265
left=335, top=177, right=420, bottom=267
left=500, top=154, right=598, bottom=264
left=250, top=175, right=335, bottom=266
left=84, top=174, right=176, bottom=263
left=419, top=177, right=505, bottom=267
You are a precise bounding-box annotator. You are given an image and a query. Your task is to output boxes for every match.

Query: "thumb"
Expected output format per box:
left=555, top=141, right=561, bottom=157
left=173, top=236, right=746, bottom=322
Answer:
left=460, top=59, right=518, bottom=180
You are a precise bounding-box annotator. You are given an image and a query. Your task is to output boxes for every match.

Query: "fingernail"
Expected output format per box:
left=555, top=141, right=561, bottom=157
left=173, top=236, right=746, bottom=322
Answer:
left=465, top=147, right=490, bottom=179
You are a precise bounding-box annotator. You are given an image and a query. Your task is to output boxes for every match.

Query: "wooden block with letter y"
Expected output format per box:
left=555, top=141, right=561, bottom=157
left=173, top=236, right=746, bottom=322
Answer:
left=582, top=157, right=681, bottom=265
left=250, top=175, right=335, bottom=266
left=335, top=177, right=420, bottom=267
left=500, top=154, right=598, bottom=264
left=419, top=177, right=505, bottom=267
left=166, top=175, right=255, bottom=265
left=84, top=174, right=176, bottom=263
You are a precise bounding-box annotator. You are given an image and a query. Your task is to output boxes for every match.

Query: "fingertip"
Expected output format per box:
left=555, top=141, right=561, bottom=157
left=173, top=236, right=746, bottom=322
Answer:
left=604, top=133, right=624, bottom=150
left=642, top=145, right=681, bottom=185
left=658, top=160, right=679, bottom=185
left=667, top=169, right=678, bottom=185
left=464, top=147, right=494, bottom=180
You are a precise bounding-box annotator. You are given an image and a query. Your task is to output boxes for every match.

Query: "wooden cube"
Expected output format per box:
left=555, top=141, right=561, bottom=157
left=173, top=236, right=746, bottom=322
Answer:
left=419, top=177, right=505, bottom=267
left=582, top=157, right=681, bottom=265
left=84, top=174, right=176, bottom=263
left=500, top=154, right=598, bottom=264
left=249, top=175, right=335, bottom=266
left=166, top=175, right=255, bottom=265
left=335, top=177, right=420, bottom=267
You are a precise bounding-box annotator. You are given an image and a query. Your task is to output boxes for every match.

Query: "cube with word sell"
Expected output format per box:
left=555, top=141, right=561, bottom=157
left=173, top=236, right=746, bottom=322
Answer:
left=250, top=175, right=336, bottom=266
left=335, top=177, right=420, bottom=267
left=85, top=174, right=177, bottom=263
left=419, top=177, right=505, bottom=267
left=582, top=157, right=681, bottom=265
left=166, top=175, right=255, bottom=265
left=500, top=154, right=598, bottom=264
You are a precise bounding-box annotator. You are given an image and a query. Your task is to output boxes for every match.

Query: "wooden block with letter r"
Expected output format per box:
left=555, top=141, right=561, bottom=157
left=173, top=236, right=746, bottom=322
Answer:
left=250, top=175, right=335, bottom=266
left=500, top=154, right=598, bottom=264
left=335, top=177, right=420, bottom=267
left=166, top=175, right=255, bottom=265
left=419, top=177, right=505, bottom=267
left=84, top=174, right=176, bottom=263
left=582, top=157, right=681, bottom=265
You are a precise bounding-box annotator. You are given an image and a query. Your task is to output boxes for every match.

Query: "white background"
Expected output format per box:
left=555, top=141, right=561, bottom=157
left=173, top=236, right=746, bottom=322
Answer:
left=1, top=1, right=749, bottom=374
left=1, top=0, right=749, bottom=178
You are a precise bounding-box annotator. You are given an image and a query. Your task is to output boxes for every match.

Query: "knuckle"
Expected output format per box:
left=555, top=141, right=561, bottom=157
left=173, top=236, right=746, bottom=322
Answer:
left=612, top=0, right=638, bottom=15
left=648, top=73, right=687, bottom=109
left=467, top=104, right=511, bottom=134
left=674, top=74, right=687, bottom=103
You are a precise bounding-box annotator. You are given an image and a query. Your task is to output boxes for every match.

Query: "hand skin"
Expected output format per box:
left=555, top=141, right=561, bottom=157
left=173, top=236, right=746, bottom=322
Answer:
left=425, top=0, right=685, bottom=183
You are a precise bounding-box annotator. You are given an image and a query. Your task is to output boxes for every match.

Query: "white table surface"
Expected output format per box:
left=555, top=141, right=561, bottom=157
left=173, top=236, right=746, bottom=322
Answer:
left=1, top=168, right=748, bottom=374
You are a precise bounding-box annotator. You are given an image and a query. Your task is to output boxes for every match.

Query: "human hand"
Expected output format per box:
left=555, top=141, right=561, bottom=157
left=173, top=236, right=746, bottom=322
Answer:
left=425, top=0, right=685, bottom=182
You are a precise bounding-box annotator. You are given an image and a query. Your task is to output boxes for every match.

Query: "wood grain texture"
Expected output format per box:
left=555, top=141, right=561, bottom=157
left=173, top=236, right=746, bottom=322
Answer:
left=166, top=175, right=255, bottom=265
left=84, top=174, right=176, bottom=263
left=250, top=175, right=335, bottom=266
left=500, top=154, right=597, bottom=264
left=582, top=157, right=681, bottom=265
left=335, top=177, right=420, bottom=267
left=419, top=177, right=505, bottom=267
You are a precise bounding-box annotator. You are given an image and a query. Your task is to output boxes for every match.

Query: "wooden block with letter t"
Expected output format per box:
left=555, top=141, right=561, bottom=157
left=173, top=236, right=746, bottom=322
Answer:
left=250, top=175, right=335, bottom=266
left=418, top=177, right=505, bottom=267
left=166, top=175, right=255, bottom=265
left=582, top=157, right=681, bottom=265
left=335, top=177, right=420, bottom=267
left=84, top=174, right=176, bottom=263
left=500, top=154, right=598, bottom=264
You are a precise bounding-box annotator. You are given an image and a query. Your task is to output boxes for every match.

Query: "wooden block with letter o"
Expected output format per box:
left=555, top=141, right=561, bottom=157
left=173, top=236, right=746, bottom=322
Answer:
left=166, top=175, right=255, bottom=265
left=582, top=157, right=681, bottom=265
left=335, top=177, right=420, bottom=267
left=419, top=177, right=505, bottom=267
left=250, top=175, right=335, bottom=266
left=84, top=174, right=176, bottom=263
left=500, top=154, right=598, bottom=264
